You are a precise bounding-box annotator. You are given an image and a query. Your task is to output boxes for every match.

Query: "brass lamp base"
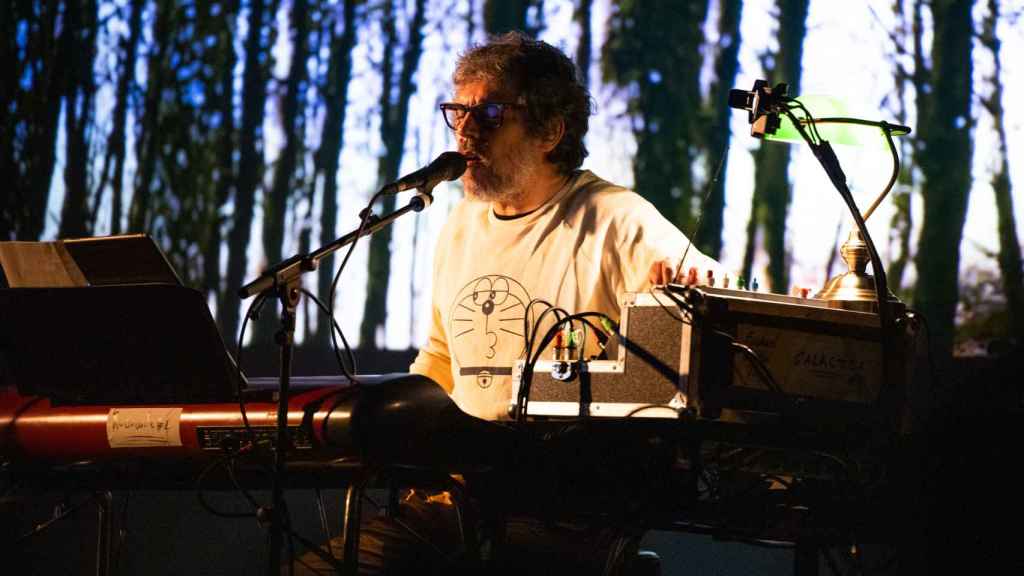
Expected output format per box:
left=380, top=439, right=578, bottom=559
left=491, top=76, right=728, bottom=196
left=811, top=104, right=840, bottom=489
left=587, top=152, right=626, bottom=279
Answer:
left=816, top=229, right=899, bottom=312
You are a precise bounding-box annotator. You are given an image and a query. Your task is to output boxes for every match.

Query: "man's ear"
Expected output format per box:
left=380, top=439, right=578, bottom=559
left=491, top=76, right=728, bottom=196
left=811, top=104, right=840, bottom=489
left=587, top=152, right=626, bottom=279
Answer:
left=538, top=118, right=565, bottom=153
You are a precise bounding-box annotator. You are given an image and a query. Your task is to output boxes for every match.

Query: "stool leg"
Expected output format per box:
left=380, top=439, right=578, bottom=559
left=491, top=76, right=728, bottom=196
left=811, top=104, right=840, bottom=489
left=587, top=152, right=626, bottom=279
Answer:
left=95, top=491, right=113, bottom=576
left=444, top=479, right=479, bottom=567
left=340, top=483, right=363, bottom=576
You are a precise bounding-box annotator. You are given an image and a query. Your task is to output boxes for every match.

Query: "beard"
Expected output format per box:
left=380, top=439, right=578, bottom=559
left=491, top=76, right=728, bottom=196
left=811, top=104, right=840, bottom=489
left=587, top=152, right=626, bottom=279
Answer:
left=459, top=137, right=539, bottom=204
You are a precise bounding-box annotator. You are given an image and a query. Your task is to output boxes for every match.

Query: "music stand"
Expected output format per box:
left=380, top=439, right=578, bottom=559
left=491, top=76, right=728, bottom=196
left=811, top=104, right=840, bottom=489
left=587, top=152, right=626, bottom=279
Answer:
left=0, top=234, right=243, bottom=404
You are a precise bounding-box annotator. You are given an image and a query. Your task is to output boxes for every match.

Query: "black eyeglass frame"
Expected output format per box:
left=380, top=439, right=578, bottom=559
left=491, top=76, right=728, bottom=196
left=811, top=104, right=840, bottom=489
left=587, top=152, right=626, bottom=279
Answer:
left=439, top=101, right=522, bottom=131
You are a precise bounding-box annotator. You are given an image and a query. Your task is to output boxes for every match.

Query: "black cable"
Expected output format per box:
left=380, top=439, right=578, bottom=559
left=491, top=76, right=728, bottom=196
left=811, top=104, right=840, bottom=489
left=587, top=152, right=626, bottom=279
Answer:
left=777, top=103, right=895, bottom=420
left=226, top=454, right=264, bottom=510
left=784, top=99, right=823, bottom=144
left=674, top=143, right=730, bottom=281
left=328, top=189, right=385, bottom=363
left=660, top=285, right=696, bottom=316
left=527, top=303, right=571, bottom=364
left=648, top=287, right=690, bottom=324
left=193, top=450, right=347, bottom=574
left=623, top=403, right=681, bottom=418
left=236, top=292, right=269, bottom=444
left=654, top=286, right=782, bottom=396
left=195, top=454, right=257, bottom=519
left=316, top=387, right=362, bottom=446
left=728, top=340, right=784, bottom=395
left=523, top=298, right=558, bottom=359
left=15, top=491, right=104, bottom=543
left=522, top=299, right=554, bottom=366
left=230, top=289, right=356, bottom=574
left=906, top=308, right=938, bottom=399
left=301, top=288, right=358, bottom=383
left=517, top=312, right=618, bottom=423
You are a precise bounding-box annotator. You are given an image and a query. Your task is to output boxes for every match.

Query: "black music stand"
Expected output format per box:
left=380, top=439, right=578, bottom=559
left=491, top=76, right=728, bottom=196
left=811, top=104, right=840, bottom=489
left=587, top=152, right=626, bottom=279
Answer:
left=0, top=234, right=243, bottom=404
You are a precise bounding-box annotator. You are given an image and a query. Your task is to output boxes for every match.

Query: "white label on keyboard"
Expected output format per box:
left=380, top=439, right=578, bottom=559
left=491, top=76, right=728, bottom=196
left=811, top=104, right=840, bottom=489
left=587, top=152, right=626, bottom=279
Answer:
left=106, top=407, right=183, bottom=448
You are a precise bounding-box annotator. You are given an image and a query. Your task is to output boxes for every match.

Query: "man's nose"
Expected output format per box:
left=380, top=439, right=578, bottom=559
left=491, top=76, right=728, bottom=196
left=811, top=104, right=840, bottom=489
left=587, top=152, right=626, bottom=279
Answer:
left=455, top=112, right=481, bottom=139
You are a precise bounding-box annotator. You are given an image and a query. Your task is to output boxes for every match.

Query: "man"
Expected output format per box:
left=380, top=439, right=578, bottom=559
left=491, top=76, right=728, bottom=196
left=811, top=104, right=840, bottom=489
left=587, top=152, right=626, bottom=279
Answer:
left=298, top=32, right=721, bottom=576
left=411, top=32, right=721, bottom=422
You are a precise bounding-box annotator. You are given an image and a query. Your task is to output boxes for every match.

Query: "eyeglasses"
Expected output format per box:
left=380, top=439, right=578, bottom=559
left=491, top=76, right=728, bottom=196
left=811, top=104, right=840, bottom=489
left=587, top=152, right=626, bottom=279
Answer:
left=439, top=102, right=520, bottom=131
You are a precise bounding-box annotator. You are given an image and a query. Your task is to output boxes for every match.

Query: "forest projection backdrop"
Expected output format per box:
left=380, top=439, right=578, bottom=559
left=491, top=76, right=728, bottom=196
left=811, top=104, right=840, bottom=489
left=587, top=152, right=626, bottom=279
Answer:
left=2, top=0, right=1023, bottom=365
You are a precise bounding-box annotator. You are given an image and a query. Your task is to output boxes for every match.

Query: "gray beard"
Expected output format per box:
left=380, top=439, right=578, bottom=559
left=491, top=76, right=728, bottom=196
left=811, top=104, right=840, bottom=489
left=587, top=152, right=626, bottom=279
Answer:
left=463, top=148, right=538, bottom=205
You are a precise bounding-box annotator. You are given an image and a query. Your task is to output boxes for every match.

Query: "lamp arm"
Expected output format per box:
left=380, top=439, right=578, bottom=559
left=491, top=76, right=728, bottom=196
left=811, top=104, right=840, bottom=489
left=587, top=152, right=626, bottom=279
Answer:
left=862, top=122, right=900, bottom=222
left=779, top=104, right=897, bottom=416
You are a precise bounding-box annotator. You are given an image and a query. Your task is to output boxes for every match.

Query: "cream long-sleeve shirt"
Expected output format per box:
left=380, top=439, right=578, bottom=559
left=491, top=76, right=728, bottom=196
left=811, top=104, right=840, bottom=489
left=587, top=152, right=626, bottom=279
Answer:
left=410, top=170, right=722, bottom=420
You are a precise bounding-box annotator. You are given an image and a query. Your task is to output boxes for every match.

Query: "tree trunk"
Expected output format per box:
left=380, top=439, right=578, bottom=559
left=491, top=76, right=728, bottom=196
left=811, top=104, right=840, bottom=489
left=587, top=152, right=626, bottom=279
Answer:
left=912, top=0, right=975, bottom=359
left=359, top=0, right=426, bottom=350
left=313, top=0, right=359, bottom=348
left=601, top=1, right=708, bottom=230
left=742, top=0, right=809, bottom=293
left=222, top=0, right=271, bottom=345
left=0, top=3, right=17, bottom=238
left=574, top=0, right=592, bottom=86
left=883, top=0, right=915, bottom=297
left=979, top=0, right=1023, bottom=343
left=697, top=0, right=743, bottom=259
left=96, top=0, right=144, bottom=236
left=205, top=0, right=239, bottom=314
left=58, top=0, right=98, bottom=239
left=7, top=2, right=67, bottom=240
left=483, top=0, right=535, bottom=35
left=260, top=0, right=310, bottom=333
left=129, top=0, right=173, bottom=233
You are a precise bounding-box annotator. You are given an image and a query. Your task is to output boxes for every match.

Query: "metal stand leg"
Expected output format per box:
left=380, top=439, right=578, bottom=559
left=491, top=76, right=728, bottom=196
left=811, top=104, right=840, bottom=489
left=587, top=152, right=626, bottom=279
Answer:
left=340, top=482, right=363, bottom=576
left=95, top=491, right=113, bottom=576
left=445, top=479, right=479, bottom=567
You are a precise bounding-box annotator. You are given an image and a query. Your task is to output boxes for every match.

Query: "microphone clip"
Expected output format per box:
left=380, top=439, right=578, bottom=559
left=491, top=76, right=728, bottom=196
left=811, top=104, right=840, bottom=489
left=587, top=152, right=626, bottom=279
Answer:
left=729, top=80, right=789, bottom=138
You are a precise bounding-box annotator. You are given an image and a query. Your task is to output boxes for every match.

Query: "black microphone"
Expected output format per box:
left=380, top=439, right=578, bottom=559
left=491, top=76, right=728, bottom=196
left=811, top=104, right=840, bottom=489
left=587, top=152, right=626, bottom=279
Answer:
left=380, top=151, right=467, bottom=194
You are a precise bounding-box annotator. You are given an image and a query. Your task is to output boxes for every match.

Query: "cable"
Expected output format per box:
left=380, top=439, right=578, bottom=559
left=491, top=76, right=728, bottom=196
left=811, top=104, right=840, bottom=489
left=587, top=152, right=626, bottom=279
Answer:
left=327, top=189, right=386, bottom=367
left=236, top=292, right=269, bottom=444
left=623, top=404, right=681, bottom=418
left=906, top=308, right=938, bottom=400
left=193, top=449, right=346, bottom=574
left=652, top=286, right=782, bottom=396
left=672, top=143, right=730, bottom=282
left=195, top=454, right=258, bottom=519
left=659, top=285, right=696, bottom=316
left=230, top=287, right=360, bottom=573
left=317, top=384, right=362, bottom=449
left=527, top=303, right=571, bottom=363
left=525, top=299, right=562, bottom=361
left=517, top=311, right=618, bottom=423
left=778, top=101, right=896, bottom=422
left=647, top=287, right=691, bottom=324
left=15, top=492, right=104, bottom=543
left=728, top=340, right=784, bottom=395
left=301, top=288, right=358, bottom=383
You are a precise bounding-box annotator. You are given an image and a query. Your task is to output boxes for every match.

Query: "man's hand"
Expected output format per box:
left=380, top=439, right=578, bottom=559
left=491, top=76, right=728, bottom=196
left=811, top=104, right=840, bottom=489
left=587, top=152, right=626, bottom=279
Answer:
left=648, top=258, right=729, bottom=287
left=648, top=258, right=683, bottom=286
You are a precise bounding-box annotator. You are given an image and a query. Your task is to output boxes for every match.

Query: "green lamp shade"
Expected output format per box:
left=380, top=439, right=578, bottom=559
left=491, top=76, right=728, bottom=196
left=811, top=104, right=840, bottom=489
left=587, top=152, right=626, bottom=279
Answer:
left=762, top=95, right=911, bottom=147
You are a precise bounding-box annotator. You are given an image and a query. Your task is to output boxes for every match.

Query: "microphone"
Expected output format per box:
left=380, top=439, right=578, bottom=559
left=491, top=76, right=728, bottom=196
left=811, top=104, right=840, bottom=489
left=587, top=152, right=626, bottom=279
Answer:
left=380, top=151, right=467, bottom=194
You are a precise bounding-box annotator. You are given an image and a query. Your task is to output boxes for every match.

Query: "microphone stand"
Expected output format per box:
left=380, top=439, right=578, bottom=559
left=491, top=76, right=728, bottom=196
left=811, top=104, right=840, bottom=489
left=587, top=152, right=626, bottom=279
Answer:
left=238, top=188, right=436, bottom=576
